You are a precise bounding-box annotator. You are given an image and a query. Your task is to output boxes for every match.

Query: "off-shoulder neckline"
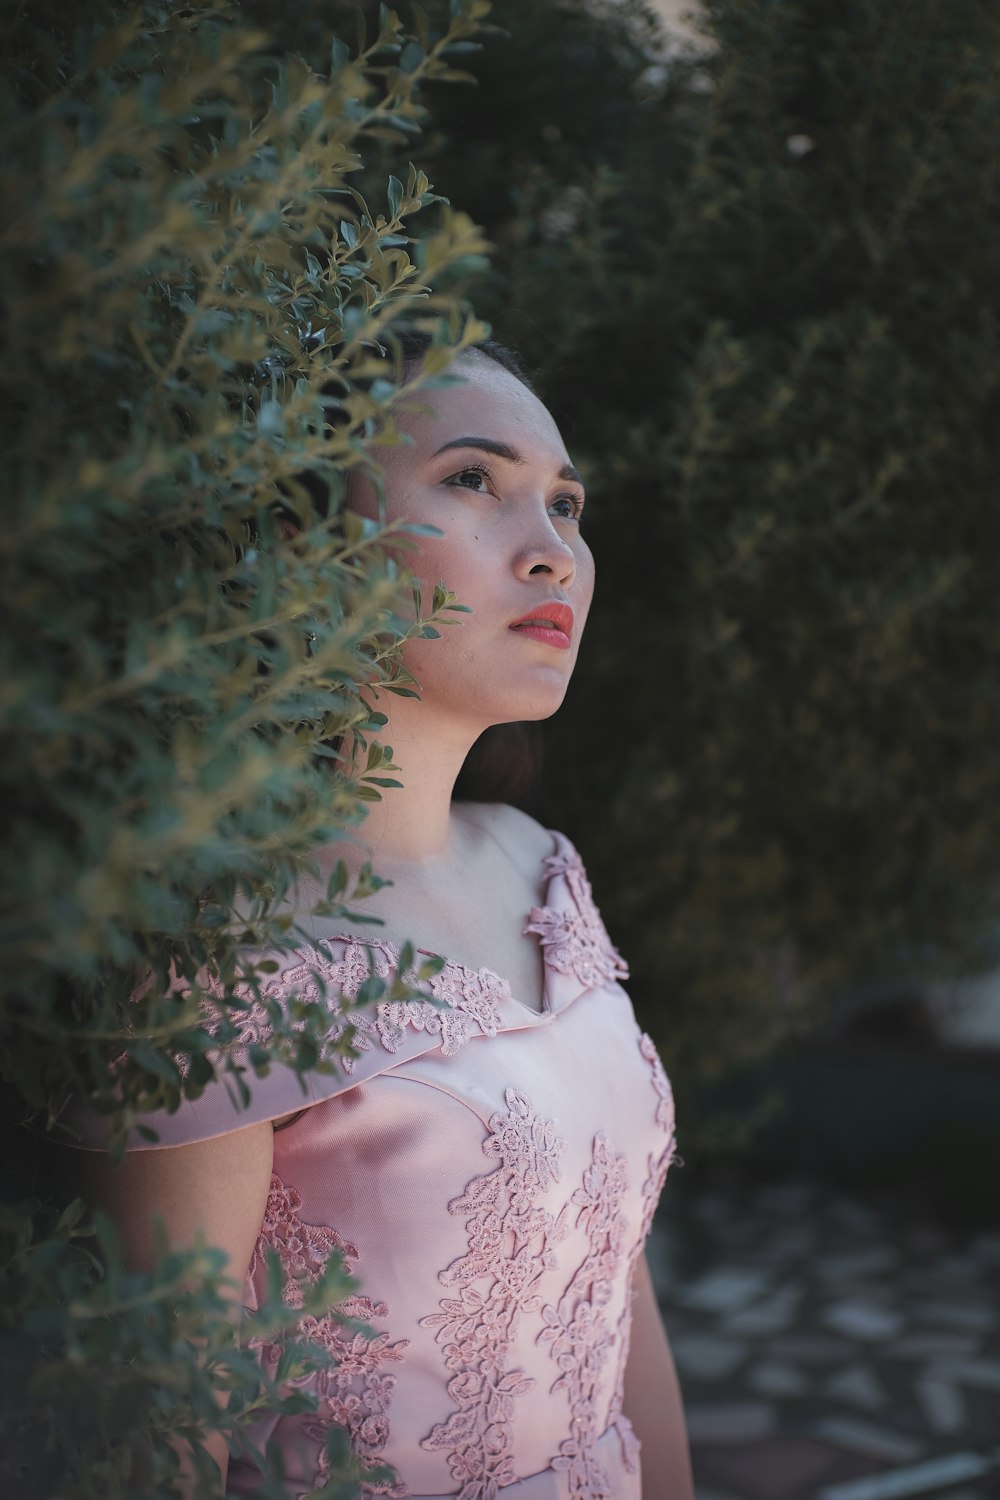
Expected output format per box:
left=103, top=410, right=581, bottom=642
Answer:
left=275, top=831, right=587, bottom=1019
left=302, top=830, right=576, bottom=1019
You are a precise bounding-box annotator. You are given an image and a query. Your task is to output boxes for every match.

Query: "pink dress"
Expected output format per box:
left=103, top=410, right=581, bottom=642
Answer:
left=111, top=832, right=678, bottom=1498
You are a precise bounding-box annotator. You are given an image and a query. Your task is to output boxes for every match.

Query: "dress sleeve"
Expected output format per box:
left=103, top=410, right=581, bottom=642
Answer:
left=70, top=936, right=453, bottom=1150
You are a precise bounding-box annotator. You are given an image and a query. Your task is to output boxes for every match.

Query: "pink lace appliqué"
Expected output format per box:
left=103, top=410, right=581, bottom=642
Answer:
left=607, top=1033, right=680, bottom=1474
left=418, top=1087, right=568, bottom=1499
left=524, top=849, right=628, bottom=991
left=203, top=938, right=506, bottom=1069
left=376, top=959, right=506, bottom=1057
left=639, top=1031, right=676, bottom=1136
left=633, top=1034, right=679, bottom=1253
left=537, top=1134, right=631, bottom=1500
left=248, top=1173, right=410, bottom=1499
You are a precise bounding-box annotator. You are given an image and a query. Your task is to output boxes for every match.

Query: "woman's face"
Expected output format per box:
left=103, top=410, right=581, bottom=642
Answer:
left=358, top=353, right=595, bottom=729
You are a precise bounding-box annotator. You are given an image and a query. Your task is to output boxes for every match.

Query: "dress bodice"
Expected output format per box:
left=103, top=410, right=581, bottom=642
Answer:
left=103, top=833, right=679, bottom=1498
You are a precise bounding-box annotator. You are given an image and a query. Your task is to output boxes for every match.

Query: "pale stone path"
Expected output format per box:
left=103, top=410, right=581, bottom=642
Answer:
left=651, top=1169, right=1000, bottom=1500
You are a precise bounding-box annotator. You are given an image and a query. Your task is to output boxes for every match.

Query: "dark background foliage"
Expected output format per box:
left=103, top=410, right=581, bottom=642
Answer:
left=412, top=0, right=1000, bottom=1103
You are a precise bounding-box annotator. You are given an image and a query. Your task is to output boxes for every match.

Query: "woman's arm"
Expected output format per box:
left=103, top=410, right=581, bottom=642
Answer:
left=622, top=1249, right=695, bottom=1500
left=84, top=1122, right=275, bottom=1490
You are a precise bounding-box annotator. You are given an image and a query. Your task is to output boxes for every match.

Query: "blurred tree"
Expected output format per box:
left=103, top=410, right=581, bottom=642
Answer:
left=0, top=0, right=488, bottom=1492
left=415, top=0, right=1000, bottom=1101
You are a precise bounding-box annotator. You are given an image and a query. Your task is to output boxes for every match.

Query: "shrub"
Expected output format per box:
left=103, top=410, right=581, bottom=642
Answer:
left=0, top=0, right=489, bottom=1492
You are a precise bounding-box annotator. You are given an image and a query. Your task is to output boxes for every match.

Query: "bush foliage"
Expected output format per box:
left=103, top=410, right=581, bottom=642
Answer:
left=0, top=0, right=489, bottom=1492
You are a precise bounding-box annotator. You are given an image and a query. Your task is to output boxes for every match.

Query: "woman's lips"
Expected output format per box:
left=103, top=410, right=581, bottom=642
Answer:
left=511, top=622, right=572, bottom=650
left=509, top=603, right=574, bottom=651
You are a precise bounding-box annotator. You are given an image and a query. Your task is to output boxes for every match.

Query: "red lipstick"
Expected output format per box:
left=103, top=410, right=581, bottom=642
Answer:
left=509, top=602, right=575, bottom=651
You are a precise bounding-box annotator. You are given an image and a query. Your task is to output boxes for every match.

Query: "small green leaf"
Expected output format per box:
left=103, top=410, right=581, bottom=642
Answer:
left=399, top=40, right=423, bottom=75
left=57, top=1198, right=87, bottom=1233
left=354, top=976, right=386, bottom=1006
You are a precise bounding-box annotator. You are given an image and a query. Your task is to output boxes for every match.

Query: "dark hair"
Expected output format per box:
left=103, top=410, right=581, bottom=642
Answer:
left=394, top=330, right=537, bottom=394
left=454, top=721, right=543, bottom=804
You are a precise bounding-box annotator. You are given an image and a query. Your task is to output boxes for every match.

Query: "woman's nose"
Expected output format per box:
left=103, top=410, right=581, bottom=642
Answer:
left=513, top=513, right=577, bottom=587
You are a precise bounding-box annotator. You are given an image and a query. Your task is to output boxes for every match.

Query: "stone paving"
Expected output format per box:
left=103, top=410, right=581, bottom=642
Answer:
left=650, top=1168, right=1000, bottom=1500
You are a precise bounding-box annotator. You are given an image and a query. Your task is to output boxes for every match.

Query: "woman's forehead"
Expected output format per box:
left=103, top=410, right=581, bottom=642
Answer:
left=397, top=357, right=572, bottom=467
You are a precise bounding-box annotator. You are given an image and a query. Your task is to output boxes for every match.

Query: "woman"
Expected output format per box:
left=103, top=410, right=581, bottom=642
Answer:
left=87, top=341, right=694, bottom=1498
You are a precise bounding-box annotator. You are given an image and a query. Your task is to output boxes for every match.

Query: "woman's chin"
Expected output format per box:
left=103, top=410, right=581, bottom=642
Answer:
left=485, top=684, right=572, bottom=726
left=407, top=655, right=575, bottom=729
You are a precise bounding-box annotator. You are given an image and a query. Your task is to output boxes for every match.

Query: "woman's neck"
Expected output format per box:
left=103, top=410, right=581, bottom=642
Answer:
left=341, top=689, right=482, bottom=868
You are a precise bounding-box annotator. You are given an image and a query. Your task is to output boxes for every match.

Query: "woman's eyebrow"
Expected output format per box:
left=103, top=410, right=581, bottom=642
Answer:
left=431, top=435, right=584, bottom=486
left=432, top=435, right=525, bottom=463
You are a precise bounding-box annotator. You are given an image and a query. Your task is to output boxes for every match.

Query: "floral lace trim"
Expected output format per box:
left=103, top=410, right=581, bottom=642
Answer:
left=375, top=959, right=506, bottom=1058
left=247, top=1174, right=410, bottom=1499
left=638, top=1032, right=675, bottom=1136
left=524, top=849, right=629, bottom=991
left=196, top=938, right=507, bottom=1068
left=418, top=1087, right=569, bottom=1499
left=608, top=1033, right=679, bottom=1473
left=537, top=1134, right=631, bottom=1500
left=603, top=1138, right=677, bottom=1474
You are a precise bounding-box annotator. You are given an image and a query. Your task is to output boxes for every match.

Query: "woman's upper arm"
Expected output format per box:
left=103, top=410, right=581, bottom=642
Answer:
left=84, top=1122, right=275, bottom=1291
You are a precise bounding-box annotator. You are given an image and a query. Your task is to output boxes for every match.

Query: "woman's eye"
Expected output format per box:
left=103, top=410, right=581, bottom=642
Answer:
left=550, top=494, right=584, bottom=521
left=445, top=466, right=491, bottom=492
